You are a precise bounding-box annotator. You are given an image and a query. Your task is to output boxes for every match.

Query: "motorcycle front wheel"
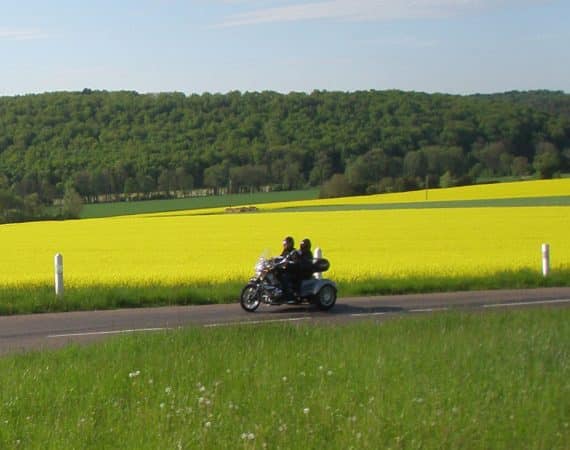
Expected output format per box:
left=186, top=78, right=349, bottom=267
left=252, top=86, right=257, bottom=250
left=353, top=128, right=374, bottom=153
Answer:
left=240, top=283, right=261, bottom=312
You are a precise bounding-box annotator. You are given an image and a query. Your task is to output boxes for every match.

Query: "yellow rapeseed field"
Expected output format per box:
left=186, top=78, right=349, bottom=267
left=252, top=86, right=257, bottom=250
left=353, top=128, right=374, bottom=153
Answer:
left=0, top=203, right=568, bottom=288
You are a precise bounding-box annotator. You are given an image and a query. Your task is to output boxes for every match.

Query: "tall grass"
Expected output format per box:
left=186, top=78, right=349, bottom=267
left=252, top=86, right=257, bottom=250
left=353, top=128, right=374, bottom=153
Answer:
left=0, top=268, right=568, bottom=315
left=0, top=282, right=236, bottom=315
left=0, top=309, right=567, bottom=449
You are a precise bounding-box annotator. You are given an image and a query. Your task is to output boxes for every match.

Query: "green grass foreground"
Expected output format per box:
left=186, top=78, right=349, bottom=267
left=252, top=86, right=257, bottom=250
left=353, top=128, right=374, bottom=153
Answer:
left=0, top=268, right=569, bottom=315
left=0, top=310, right=568, bottom=449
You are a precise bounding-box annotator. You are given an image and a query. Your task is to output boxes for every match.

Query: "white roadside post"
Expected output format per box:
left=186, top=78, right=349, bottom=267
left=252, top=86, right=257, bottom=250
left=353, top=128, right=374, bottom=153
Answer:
left=314, top=247, right=323, bottom=279
left=54, top=253, right=64, bottom=296
left=541, top=243, right=550, bottom=277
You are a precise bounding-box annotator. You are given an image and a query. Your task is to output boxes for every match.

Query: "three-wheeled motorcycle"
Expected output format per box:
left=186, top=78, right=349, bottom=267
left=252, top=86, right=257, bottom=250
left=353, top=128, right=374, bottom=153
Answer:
left=240, top=253, right=337, bottom=312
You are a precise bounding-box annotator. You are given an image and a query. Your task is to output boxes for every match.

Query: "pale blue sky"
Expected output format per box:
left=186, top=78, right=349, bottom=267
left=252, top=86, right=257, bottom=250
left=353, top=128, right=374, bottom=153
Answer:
left=1, top=0, right=568, bottom=96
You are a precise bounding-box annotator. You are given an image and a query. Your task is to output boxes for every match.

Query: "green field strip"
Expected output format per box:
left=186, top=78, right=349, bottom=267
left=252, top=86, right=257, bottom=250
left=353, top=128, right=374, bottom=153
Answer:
left=272, top=195, right=570, bottom=212
left=80, top=189, right=319, bottom=219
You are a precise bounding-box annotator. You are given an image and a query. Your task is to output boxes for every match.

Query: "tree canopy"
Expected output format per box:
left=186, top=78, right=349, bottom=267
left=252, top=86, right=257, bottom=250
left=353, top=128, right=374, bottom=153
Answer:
left=0, top=89, right=569, bottom=218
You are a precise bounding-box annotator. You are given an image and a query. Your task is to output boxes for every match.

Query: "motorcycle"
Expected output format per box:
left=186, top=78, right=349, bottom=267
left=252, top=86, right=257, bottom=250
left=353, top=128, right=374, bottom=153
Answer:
left=240, top=253, right=337, bottom=312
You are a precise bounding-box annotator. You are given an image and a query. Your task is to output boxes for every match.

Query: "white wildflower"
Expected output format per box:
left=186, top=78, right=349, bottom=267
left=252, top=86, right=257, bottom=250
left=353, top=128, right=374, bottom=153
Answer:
left=128, top=370, right=140, bottom=378
left=303, top=408, right=310, bottom=415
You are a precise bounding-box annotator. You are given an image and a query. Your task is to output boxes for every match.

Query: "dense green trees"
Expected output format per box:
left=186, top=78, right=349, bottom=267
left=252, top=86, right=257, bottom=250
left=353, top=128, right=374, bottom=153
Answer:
left=0, top=89, right=568, bottom=220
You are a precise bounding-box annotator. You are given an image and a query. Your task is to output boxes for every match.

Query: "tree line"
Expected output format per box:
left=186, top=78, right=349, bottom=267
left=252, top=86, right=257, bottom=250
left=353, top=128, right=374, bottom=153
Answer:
left=0, top=88, right=569, bottom=222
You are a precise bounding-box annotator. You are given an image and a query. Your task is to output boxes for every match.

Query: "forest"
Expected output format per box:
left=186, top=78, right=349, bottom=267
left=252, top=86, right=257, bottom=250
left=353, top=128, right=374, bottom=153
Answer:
left=0, top=89, right=569, bottom=222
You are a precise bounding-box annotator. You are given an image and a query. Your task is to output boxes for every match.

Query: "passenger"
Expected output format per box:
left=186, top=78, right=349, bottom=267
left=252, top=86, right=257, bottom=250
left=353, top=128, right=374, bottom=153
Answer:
left=297, top=238, right=314, bottom=281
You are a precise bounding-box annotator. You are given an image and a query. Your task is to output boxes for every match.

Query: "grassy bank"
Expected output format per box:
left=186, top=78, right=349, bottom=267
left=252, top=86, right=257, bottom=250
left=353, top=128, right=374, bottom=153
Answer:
left=276, top=195, right=570, bottom=212
left=80, top=189, right=319, bottom=219
left=0, top=309, right=568, bottom=449
left=0, top=268, right=569, bottom=315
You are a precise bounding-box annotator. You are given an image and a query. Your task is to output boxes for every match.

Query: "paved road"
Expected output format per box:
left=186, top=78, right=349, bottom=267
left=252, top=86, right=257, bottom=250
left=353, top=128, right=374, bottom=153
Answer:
left=1, top=287, right=569, bottom=356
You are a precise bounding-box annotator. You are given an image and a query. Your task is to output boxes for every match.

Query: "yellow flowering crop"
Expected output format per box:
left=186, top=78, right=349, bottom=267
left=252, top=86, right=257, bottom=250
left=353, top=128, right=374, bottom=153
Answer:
left=0, top=204, right=568, bottom=288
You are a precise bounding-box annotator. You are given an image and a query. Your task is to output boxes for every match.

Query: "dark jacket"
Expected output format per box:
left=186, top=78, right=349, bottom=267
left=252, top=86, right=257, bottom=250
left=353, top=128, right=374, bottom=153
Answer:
left=296, top=248, right=314, bottom=280
left=281, top=248, right=297, bottom=259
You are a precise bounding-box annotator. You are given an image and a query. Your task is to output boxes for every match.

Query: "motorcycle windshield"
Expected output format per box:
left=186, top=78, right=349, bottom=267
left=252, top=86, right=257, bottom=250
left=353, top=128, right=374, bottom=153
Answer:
left=254, top=249, right=272, bottom=273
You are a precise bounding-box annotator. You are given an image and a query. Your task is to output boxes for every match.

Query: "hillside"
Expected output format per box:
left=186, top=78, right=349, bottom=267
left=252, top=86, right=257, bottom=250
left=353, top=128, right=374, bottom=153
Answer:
left=0, top=89, right=569, bottom=216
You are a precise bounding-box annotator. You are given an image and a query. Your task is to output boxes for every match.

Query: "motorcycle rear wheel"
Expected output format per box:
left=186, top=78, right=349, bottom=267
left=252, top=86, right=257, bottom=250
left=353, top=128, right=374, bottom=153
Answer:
left=240, top=283, right=261, bottom=312
left=315, top=285, right=337, bottom=310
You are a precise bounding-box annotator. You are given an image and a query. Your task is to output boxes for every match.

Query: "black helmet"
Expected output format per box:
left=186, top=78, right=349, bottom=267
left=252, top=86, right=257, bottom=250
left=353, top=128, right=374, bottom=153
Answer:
left=283, top=236, right=294, bottom=247
left=300, top=238, right=311, bottom=251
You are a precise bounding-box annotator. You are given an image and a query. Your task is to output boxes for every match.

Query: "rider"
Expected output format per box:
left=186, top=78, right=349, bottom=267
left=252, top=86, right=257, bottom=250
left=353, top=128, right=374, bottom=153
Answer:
left=278, top=236, right=297, bottom=303
left=283, top=237, right=314, bottom=297
left=281, top=236, right=296, bottom=258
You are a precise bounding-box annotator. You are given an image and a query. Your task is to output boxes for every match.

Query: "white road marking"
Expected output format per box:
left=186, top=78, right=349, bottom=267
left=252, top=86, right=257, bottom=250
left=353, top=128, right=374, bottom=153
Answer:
left=350, top=312, right=386, bottom=317
left=45, top=298, right=569, bottom=338
left=410, top=307, right=449, bottom=313
left=204, top=317, right=310, bottom=328
left=48, top=327, right=169, bottom=338
left=483, top=298, right=570, bottom=308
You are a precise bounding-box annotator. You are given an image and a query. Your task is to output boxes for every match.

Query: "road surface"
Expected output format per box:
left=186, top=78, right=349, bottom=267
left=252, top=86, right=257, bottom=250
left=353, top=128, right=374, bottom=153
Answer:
left=0, top=287, right=568, bottom=356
